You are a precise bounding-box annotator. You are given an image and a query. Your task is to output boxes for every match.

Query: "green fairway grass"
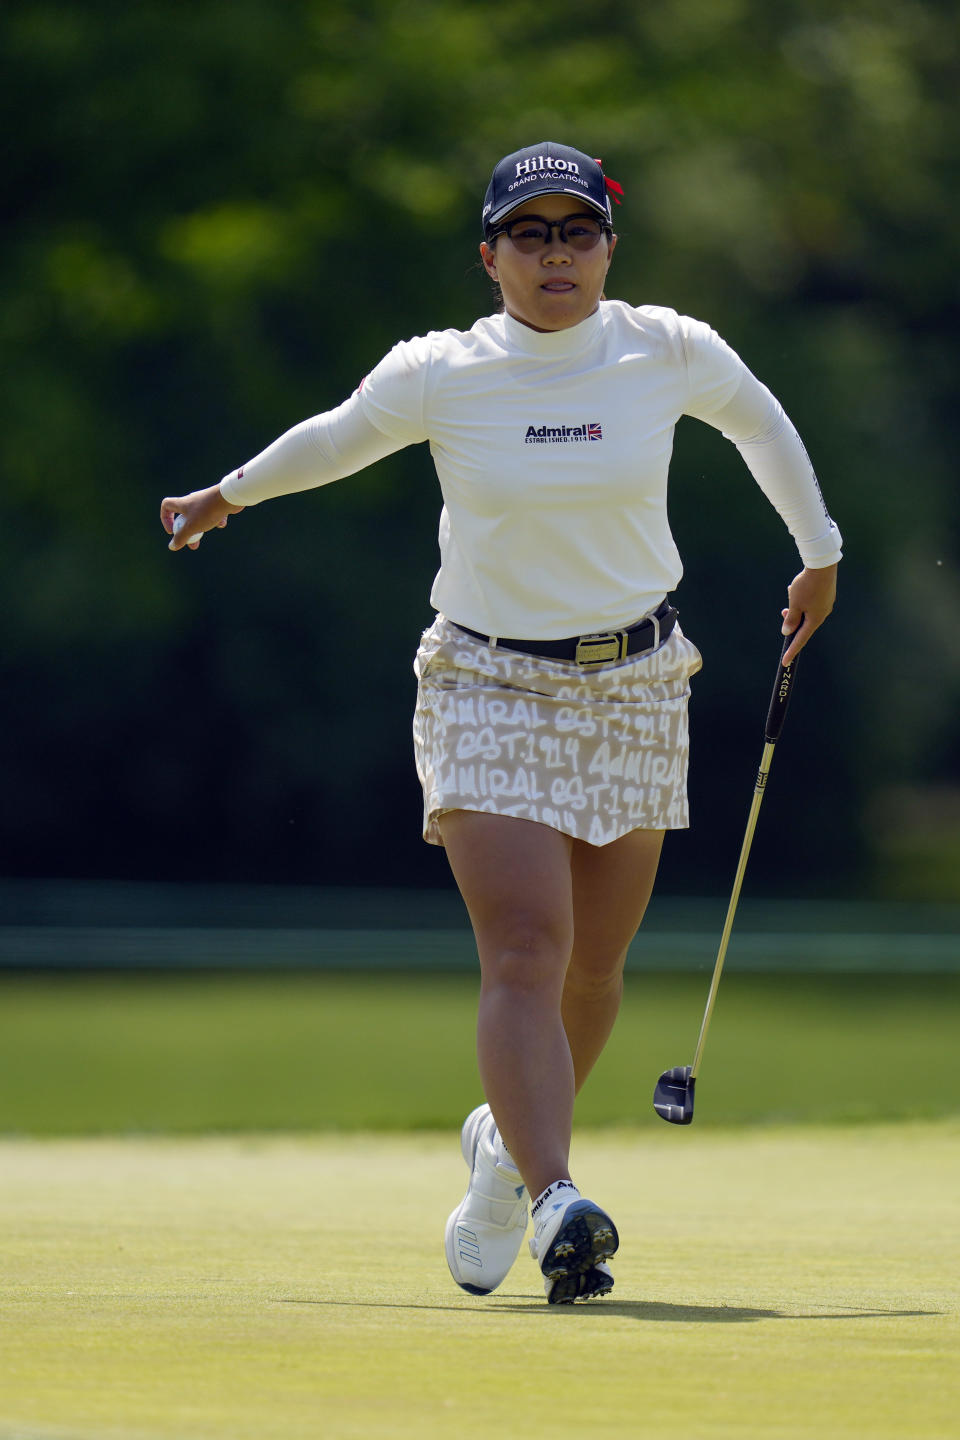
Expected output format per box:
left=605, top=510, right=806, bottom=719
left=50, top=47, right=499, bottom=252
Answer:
left=1, top=1126, right=957, bottom=1440
left=0, top=972, right=958, bottom=1134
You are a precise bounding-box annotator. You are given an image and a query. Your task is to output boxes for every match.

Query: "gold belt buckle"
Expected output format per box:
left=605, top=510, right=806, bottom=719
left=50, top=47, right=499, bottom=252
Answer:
left=575, top=631, right=628, bottom=666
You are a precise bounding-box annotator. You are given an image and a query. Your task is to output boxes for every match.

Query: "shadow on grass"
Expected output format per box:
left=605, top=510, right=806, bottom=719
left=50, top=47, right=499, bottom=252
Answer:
left=278, top=1298, right=940, bottom=1323
left=492, top=1300, right=942, bottom=1322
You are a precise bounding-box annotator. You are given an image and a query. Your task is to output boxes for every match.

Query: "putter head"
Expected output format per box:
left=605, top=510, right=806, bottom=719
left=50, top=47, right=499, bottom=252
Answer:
left=653, top=1065, right=695, bottom=1124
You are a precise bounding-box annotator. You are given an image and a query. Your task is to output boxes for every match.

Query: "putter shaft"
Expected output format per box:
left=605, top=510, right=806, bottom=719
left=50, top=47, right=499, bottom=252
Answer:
left=689, top=739, right=774, bottom=1081
left=653, top=633, right=800, bottom=1123
left=689, top=632, right=800, bottom=1082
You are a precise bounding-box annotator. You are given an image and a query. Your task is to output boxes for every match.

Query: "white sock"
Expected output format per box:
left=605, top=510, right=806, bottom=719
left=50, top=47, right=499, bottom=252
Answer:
left=531, top=1179, right=581, bottom=1231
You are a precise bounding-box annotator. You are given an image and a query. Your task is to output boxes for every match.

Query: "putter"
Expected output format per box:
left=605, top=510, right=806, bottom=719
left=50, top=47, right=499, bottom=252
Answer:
left=653, top=629, right=801, bottom=1124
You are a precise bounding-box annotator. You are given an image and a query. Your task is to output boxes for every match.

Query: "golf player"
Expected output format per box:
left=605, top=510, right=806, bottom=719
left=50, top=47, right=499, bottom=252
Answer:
left=162, top=142, right=841, bottom=1304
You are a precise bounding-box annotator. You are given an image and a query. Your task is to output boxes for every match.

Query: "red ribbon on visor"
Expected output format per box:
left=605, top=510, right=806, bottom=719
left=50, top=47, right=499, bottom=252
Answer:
left=593, top=159, right=624, bottom=206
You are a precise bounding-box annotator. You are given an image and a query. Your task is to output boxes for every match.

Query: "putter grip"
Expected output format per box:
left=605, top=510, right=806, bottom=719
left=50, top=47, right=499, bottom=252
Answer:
left=764, top=632, right=800, bottom=743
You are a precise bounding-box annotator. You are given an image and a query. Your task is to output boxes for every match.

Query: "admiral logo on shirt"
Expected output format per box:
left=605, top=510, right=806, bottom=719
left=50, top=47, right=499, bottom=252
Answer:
left=525, top=422, right=603, bottom=445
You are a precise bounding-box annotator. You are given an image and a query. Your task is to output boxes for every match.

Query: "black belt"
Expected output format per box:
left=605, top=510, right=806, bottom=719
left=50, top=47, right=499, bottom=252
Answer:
left=453, top=598, right=677, bottom=667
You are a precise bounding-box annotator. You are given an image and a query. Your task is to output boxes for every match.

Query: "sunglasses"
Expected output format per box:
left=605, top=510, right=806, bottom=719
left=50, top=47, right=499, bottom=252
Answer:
left=488, top=213, right=612, bottom=253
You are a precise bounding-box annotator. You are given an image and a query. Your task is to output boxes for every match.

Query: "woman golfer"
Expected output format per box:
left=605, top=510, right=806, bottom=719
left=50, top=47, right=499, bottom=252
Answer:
left=162, top=142, right=841, bottom=1304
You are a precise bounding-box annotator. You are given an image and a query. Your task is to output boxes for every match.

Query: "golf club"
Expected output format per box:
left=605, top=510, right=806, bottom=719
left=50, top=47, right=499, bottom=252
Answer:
left=653, top=628, right=801, bottom=1124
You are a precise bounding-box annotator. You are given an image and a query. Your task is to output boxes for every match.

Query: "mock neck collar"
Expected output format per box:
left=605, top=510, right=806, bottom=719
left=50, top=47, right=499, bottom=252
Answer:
left=501, top=304, right=604, bottom=356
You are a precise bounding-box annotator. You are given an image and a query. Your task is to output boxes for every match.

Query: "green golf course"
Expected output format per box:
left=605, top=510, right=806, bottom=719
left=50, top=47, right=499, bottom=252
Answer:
left=0, top=971, right=957, bottom=1132
left=2, top=1125, right=957, bottom=1440
left=6, top=0, right=958, bottom=1433
left=0, top=969, right=957, bottom=1438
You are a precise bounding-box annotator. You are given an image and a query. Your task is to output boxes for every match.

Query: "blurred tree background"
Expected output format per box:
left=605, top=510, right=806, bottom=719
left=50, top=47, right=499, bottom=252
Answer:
left=1, top=0, right=957, bottom=899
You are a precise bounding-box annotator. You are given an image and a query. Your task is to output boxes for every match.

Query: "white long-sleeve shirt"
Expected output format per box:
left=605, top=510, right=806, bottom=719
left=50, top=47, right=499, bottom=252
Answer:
left=221, top=300, right=842, bottom=639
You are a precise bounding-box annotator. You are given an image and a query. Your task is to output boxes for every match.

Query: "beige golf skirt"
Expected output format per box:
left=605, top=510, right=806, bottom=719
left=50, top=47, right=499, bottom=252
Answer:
left=413, top=612, right=702, bottom=847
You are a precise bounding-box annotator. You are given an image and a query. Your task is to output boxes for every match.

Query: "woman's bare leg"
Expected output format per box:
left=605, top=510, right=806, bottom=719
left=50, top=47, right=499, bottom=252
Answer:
left=563, top=828, right=664, bottom=1091
left=439, top=810, right=666, bottom=1193
left=438, top=810, right=576, bottom=1200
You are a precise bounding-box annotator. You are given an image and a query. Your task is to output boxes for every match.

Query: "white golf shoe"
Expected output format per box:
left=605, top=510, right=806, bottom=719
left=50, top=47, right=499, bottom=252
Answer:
left=529, top=1184, right=619, bottom=1305
left=444, top=1104, right=528, bottom=1295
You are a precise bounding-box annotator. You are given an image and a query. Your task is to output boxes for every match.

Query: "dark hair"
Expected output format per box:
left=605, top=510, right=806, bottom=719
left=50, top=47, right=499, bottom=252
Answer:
left=475, top=244, right=504, bottom=311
